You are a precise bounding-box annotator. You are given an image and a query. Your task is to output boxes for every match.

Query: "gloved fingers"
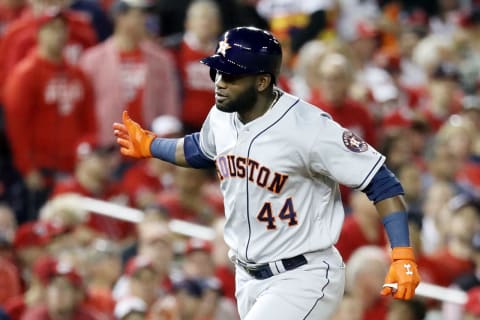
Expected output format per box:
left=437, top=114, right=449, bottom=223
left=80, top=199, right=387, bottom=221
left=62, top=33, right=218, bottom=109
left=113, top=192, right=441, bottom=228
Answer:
left=393, top=285, right=407, bottom=300
left=120, top=147, right=135, bottom=157
left=117, top=137, right=131, bottom=149
left=114, top=129, right=129, bottom=140
left=403, top=286, right=414, bottom=300
left=113, top=122, right=128, bottom=133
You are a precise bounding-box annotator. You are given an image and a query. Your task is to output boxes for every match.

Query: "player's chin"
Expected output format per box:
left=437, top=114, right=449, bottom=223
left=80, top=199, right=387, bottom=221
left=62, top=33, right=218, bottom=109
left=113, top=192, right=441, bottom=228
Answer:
left=215, top=100, right=235, bottom=113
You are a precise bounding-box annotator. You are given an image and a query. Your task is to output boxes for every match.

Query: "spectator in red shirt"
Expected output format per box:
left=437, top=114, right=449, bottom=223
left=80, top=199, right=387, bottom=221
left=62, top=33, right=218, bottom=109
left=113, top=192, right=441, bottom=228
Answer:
left=51, top=138, right=133, bottom=241
left=3, top=11, right=97, bottom=215
left=0, top=0, right=97, bottom=95
left=156, top=167, right=223, bottom=225
left=313, top=52, right=377, bottom=147
left=79, top=0, right=180, bottom=147
left=167, top=0, right=220, bottom=133
left=336, top=191, right=387, bottom=262
left=21, top=258, right=104, bottom=320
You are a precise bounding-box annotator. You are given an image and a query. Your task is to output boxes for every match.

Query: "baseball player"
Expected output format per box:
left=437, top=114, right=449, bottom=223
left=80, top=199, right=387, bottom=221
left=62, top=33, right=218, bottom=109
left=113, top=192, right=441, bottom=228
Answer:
left=113, top=26, right=420, bottom=319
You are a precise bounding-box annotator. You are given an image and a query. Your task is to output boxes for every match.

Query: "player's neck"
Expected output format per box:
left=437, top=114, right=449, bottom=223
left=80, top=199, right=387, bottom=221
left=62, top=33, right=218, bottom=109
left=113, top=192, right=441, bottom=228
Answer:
left=238, top=89, right=279, bottom=124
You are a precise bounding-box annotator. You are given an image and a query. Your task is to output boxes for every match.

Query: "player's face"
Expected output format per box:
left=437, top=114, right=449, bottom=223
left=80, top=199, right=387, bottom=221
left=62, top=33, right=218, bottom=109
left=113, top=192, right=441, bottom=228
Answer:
left=214, top=71, right=258, bottom=114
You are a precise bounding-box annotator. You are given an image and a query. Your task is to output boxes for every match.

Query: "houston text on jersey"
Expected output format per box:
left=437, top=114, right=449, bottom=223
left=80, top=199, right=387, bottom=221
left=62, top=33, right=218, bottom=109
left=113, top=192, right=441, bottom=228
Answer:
left=215, top=155, right=288, bottom=194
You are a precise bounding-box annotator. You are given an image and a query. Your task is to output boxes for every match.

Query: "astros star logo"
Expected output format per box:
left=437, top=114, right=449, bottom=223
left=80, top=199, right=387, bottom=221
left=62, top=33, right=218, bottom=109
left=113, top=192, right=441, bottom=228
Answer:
left=217, top=38, right=231, bottom=56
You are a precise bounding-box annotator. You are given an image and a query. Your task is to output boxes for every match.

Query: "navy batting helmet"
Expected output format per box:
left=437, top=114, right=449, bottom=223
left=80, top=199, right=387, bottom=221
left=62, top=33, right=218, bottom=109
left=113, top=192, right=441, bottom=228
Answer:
left=200, top=26, right=282, bottom=82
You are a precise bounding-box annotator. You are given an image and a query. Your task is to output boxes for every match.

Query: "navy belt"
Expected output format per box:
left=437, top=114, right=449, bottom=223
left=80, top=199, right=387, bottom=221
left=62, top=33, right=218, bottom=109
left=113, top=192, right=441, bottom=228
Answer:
left=238, top=255, right=308, bottom=280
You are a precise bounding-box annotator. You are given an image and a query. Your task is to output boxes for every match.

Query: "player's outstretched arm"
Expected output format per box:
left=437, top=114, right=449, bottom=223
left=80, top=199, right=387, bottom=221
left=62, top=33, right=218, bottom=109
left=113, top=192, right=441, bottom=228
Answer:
left=113, top=111, right=214, bottom=168
left=362, top=165, right=420, bottom=300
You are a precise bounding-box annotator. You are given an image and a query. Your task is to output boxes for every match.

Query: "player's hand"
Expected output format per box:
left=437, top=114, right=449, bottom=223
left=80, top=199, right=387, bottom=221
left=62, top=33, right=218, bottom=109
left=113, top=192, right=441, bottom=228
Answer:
left=113, top=111, right=156, bottom=158
left=381, top=247, right=420, bottom=300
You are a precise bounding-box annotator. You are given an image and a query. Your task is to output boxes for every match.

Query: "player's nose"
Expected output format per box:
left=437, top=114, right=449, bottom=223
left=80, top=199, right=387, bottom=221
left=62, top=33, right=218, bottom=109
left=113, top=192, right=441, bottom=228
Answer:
left=214, top=72, right=227, bottom=88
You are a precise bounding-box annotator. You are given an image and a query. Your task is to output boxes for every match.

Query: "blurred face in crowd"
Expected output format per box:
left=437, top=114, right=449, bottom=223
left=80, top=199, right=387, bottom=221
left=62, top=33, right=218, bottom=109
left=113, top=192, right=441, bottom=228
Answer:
left=77, top=151, right=112, bottom=183
left=399, top=30, right=421, bottom=58
left=17, top=246, right=48, bottom=270
left=0, top=205, right=16, bottom=243
left=438, top=117, right=475, bottom=162
left=350, top=37, right=377, bottom=63
left=183, top=250, right=215, bottom=278
left=319, top=54, right=350, bottom=105
left=38, top=17, right=68, bottom=58
left=47, top=277, right=82, bottom=318
left=174, top=167, right=207, bottom=195
left=88, top=250, right=122, bottom=286
left=138, top=222, right=173, bottom=275
left=116, top=7, right=147, bottom=40
left=428, top=78, right=457, bottom=115
left=185, top=0, right=221, bottom=43
left=384, top=133, right=413, bottom=171
left=422, top=182, right=453, bottom=219
left=448, top=205, right=480, bottom=258
left=397, top=164, right=422, bottom=202
left=428, top=145, right=460, bottom=181
left=130, top=267, right=159, bottom=306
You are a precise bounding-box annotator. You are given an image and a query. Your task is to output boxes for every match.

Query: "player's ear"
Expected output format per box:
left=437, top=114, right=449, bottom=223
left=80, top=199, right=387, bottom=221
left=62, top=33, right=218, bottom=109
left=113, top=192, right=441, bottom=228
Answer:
left=256, top=74, right=272, bottom=92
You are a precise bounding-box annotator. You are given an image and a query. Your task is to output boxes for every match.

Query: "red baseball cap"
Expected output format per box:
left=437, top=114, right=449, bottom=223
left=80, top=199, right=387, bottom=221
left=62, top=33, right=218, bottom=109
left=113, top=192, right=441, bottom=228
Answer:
left=465, top=287, right=480, bottom=316
left=184, top=238, right=213, bottom=255
left=125, top=256, right=155, bottom=276
left=36, top=257, right=83, bottom=288
left=13, top=221, right=51, bottom=249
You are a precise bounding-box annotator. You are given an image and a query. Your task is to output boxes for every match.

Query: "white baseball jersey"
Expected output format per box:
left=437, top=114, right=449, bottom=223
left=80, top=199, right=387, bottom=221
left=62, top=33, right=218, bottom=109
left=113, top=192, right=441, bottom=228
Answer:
left=199, top=90, right=385, bottom=264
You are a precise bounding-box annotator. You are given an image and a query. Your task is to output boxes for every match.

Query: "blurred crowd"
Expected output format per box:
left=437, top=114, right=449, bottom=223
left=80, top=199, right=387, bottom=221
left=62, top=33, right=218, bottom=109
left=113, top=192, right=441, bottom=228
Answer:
left=0, top=0, right=480, bottom=319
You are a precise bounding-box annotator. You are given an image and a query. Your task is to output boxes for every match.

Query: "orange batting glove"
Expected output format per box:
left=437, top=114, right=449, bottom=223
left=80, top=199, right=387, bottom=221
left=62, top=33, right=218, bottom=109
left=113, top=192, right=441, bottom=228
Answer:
left=381, top=247, right=420, bottom=300
left=113, top=111, right=156, bottom=158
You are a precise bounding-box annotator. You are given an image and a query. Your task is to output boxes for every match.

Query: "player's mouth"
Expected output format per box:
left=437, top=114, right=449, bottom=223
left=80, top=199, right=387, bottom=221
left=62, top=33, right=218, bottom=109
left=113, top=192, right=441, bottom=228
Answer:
left=215, top=92, right=228, bottom=104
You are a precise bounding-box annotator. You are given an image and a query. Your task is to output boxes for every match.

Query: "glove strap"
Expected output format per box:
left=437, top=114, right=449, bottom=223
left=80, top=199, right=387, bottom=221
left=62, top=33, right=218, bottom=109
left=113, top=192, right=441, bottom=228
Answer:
left=391, top=247, right=415, bottom=261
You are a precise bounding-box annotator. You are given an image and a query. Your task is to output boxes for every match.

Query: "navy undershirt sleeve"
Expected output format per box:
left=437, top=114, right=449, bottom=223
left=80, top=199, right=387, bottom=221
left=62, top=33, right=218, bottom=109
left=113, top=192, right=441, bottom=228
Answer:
left=362, top=164, right=404, bottom=203
left=184, top=133, right=216, bottom=169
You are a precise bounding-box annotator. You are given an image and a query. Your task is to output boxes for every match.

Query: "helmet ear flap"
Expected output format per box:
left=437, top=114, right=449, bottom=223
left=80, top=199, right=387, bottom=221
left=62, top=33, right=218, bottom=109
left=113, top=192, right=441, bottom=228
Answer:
left=209, top=68, right=217, bottom=82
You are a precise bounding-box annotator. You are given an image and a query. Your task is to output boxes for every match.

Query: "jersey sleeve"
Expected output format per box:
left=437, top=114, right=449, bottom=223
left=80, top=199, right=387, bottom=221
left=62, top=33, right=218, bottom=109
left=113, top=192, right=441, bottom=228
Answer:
left=198, top=107, right=217, bottom=160
left=309, top=117, right=385, bottom=190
